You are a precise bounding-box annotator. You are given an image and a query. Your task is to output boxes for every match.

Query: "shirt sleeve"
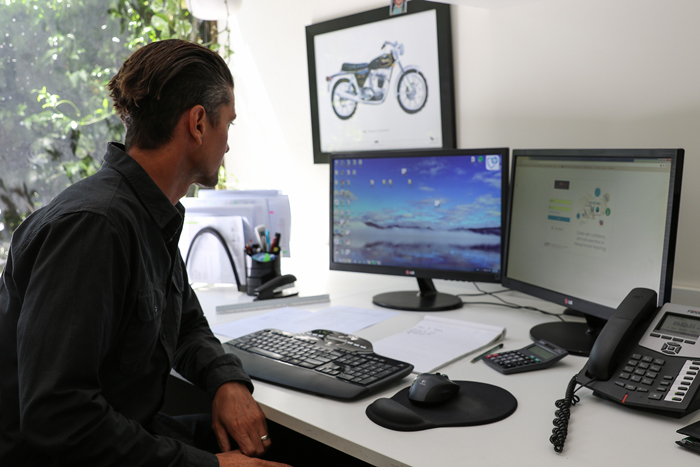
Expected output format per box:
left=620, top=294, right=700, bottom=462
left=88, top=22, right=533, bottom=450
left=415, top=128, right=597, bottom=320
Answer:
left=13, top=213, right=217, bottom=467
left=172, top=253, right=253, bottom=398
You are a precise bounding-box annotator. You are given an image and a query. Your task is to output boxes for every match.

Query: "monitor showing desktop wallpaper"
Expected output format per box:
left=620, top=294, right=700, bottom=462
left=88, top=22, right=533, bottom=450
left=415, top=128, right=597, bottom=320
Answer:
left=330, top=148, right=508, bottom=285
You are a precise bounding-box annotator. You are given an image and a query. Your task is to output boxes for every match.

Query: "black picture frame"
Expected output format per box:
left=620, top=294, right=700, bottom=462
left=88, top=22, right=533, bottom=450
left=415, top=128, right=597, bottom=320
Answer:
left=306, top=1, right=455, bottom=164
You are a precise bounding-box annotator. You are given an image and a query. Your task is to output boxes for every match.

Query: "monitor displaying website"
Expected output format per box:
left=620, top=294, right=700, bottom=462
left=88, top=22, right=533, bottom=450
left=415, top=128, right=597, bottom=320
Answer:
left=506, top=155, right=675, bottom=309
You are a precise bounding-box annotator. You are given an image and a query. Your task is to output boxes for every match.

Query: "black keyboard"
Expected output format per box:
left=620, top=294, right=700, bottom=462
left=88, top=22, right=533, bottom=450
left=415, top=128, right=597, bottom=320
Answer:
left=223, top=329, right=414, bottom=400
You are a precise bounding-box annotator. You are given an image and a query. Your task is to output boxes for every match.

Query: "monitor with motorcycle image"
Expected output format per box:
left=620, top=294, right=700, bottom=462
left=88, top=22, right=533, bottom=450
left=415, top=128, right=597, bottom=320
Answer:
left=306, top=1, right=455, bottom=163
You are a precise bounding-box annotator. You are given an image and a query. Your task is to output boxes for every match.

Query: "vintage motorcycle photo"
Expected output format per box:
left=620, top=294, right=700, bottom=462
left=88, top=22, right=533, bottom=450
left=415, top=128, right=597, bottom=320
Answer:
left=326, top=41, right=428, bottom=120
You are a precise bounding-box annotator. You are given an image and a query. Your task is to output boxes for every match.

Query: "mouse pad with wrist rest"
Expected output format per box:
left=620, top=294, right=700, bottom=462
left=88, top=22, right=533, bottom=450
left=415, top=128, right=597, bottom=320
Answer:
left=366, top=381, right=517, bottom=431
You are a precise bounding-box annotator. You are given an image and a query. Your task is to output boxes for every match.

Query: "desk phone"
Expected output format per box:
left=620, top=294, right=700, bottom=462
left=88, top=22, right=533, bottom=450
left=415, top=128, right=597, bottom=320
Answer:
left=576, top=289, right=700, bottom=417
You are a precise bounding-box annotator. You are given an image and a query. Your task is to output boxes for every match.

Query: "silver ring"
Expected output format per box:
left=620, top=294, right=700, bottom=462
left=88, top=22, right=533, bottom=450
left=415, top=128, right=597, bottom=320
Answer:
left=260, top=434, right=269, bottom=441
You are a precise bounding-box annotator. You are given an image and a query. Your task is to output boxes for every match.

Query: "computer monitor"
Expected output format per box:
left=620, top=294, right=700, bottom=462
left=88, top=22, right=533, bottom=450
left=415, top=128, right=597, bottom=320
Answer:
left=502, top=149, right=684, bottom=356
left=330, top=147, right=509, bottom=312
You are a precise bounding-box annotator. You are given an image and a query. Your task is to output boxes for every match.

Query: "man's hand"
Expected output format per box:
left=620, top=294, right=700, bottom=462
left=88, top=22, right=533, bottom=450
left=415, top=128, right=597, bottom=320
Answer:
left=212, top=382, right=270, bottom=457
left=215, top=450, right=290, bottom=467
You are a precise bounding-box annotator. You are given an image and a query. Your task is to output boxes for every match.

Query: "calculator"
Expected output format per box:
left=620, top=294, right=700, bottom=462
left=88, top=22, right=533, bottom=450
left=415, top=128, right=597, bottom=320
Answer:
left=483, top=340, right=568, bottom=374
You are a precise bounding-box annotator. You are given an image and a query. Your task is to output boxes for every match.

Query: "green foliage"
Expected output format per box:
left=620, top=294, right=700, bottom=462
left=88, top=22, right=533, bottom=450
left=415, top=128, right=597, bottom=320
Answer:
left=0, top=0, right=228, bottom=261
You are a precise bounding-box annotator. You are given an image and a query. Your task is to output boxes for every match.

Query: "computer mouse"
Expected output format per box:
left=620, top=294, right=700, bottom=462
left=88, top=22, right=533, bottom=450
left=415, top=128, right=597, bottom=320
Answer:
left=407, top=373, right=460, bottom=406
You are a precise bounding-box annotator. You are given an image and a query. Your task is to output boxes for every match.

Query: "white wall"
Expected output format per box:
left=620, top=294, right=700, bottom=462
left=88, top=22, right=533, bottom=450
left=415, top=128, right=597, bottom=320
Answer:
left=223, top=0, right=700, bottom=304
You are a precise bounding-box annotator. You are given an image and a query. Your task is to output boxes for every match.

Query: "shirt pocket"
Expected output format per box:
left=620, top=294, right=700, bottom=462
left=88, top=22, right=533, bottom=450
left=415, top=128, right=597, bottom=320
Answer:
left=120, top=283, right=165, bottom=375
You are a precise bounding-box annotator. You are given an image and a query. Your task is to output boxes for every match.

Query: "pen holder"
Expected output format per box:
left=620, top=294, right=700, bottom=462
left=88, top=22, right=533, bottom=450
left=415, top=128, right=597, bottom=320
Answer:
left=246, top=252, right=281, bottom=296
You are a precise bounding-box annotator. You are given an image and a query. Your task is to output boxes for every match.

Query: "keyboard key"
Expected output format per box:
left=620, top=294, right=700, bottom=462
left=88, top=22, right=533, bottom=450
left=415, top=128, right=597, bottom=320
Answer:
left=249, top=347, right=285, bottom=360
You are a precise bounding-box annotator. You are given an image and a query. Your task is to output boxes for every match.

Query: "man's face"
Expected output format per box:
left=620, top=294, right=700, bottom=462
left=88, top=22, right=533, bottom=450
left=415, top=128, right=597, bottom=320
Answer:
left=195, top=89, right=236, bottom=188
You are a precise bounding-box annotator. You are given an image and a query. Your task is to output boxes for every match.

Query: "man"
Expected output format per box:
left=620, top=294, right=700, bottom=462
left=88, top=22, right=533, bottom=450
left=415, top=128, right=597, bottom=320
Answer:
left=0, top=40, right=289, bottom=467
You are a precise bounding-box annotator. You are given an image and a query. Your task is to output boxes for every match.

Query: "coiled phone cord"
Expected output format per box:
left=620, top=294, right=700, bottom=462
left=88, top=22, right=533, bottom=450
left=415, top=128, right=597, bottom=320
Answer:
left=550, top=375, right=580, bottom=452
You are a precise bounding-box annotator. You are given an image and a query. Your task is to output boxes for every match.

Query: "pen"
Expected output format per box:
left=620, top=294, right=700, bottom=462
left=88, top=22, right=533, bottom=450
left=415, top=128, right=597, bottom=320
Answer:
left=470, top=343, right=504, bottom=363
left=270, top=232, right=280, bottom=251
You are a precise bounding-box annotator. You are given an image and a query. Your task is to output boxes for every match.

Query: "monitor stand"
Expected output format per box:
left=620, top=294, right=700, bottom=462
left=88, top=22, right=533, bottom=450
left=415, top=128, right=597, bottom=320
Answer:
left=372, top=278, right=463, bottom=312
left=529, top=313, right=607, bottom=357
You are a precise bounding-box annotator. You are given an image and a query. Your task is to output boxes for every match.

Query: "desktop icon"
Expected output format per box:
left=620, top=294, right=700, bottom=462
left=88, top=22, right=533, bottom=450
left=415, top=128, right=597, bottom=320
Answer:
left=486, top=155, right=501, bottom=171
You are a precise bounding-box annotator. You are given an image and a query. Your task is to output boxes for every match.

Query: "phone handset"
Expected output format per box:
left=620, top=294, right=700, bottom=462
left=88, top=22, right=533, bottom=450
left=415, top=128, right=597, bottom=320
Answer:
left=552, top=288, right=660, bottom=452
left=585, top=288, right=658, bottom=381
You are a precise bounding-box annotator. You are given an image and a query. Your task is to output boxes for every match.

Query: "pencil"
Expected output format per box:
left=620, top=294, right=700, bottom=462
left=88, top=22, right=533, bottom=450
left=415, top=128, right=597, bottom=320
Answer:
left=471, top=343, right=504, bottom=363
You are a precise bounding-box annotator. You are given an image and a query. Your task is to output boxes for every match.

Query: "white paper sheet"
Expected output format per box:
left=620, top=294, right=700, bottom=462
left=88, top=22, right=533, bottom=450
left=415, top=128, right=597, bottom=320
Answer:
left=373, top=315, right=506, bottom=373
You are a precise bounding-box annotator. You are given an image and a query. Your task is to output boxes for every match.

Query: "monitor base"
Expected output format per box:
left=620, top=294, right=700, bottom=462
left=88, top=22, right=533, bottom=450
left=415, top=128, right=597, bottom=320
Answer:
left=373, top=291, right=463, bottom=312
left=530, top=314, right=606, bottom=357
left=372, top=278, right=463, bottom=312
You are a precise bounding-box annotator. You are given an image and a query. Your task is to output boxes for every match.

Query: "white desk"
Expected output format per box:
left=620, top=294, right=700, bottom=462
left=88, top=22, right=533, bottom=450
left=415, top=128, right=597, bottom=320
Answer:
left=194, top=255, right=700, bottom=466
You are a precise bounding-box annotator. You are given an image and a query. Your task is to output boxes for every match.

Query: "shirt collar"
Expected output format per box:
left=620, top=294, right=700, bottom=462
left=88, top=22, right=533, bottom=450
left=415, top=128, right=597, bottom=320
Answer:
left=102, top=142, right=184, bottom=241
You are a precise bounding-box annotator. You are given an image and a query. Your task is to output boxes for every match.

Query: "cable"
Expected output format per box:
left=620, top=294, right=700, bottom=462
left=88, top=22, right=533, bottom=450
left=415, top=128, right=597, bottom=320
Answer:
left=184, top=226, right=243, bottom=291
left=461, top=283, right=566, bottom=321
left=548, top=374, right=599, bottom=453
left=459, top=288, right=512, bottom=297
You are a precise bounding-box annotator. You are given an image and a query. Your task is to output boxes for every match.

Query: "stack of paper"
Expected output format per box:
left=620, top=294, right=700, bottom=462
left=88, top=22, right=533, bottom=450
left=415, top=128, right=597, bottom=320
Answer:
left=373, top=316, right=506, bottom=373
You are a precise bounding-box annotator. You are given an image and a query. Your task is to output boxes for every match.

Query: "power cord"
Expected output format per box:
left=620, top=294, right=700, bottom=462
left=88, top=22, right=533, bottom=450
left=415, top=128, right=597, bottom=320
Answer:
left=459, top=283, right=566, bottom=322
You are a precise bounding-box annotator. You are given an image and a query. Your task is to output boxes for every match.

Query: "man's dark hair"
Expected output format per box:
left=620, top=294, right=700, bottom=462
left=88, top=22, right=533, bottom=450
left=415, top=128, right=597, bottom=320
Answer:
left=108, top=39, right=234, bottom=150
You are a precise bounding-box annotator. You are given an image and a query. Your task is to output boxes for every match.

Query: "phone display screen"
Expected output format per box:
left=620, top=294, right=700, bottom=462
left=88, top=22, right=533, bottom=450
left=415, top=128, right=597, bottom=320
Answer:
left=655, top=312, right=700, bottom=339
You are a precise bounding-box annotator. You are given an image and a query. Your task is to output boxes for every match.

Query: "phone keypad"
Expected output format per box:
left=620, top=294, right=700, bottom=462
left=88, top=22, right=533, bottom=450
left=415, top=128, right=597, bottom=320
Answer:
left=615, top=353, right=700, bottom=404
left=615, top=353, right=667, bottom=396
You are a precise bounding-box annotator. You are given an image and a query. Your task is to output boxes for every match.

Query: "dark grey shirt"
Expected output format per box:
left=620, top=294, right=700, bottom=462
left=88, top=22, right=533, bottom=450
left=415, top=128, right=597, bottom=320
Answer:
left=0, top=143, right=251, bottom=466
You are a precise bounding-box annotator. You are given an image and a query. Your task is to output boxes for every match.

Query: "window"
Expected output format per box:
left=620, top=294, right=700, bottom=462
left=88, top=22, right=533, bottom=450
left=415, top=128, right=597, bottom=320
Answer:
left=0, top=0, right=220, bottom=263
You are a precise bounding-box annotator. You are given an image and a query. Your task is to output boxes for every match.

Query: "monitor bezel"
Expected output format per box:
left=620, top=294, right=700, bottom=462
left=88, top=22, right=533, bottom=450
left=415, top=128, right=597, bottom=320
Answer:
left=502, top=148, right=684, bottom=322
left=329, top=147, right=509, bottom=285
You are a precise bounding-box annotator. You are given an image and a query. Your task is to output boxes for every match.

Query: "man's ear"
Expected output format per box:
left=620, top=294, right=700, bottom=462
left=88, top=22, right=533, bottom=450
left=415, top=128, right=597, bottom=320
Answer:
left=188, top=105, right=207, bottom=145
